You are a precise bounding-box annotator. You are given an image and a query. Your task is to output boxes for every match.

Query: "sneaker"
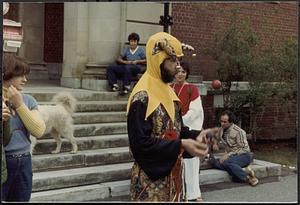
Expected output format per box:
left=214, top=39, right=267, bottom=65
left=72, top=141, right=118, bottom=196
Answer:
left=112, top=84, right=119, bottom=92
left=123, top=86, right=130, bottom=94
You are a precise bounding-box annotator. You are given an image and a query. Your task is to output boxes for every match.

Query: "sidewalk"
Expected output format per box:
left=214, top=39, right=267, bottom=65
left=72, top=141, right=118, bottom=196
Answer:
left=201, top=169, right=297, bottom=203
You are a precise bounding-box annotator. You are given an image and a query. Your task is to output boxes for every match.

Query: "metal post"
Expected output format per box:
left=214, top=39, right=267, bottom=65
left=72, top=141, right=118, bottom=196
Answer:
left=159, top=3, right=172, bottom=33
left=163, top=3, right=169, bottom=33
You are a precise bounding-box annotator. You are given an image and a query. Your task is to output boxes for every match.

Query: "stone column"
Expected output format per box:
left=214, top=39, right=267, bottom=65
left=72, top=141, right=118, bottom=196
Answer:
left=61, top=3, right=89, bottom=88
left=87, top=2, right=122, bottom=64
left=81, top=3, right=123, bottom=91
left=18, top=3, right=44, bottom=63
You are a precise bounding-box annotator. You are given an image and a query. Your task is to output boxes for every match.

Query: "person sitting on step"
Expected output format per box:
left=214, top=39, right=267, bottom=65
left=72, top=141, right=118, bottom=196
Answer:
left=107, top=32, right=146, bottom=94
left=209, top=110, right=259, bottom=187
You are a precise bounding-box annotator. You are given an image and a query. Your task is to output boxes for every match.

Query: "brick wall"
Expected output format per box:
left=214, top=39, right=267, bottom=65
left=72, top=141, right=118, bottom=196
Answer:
left=200, top=93, right=297, bottom=140
left=171, top=2, right=298, bottom=140
left=44, top=3, right=64, bottom=63
left=254, top=100, right=297, bottom=140
left=171, top=2, right=298, bottom=80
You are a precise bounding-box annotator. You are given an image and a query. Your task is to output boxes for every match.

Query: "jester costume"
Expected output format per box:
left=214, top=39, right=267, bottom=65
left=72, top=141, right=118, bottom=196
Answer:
left=127, top=32, right=201, bottom=202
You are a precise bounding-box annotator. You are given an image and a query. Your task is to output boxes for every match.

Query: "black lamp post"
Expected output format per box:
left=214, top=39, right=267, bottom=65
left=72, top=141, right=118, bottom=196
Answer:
left=159, top=3, right=173, bottom=33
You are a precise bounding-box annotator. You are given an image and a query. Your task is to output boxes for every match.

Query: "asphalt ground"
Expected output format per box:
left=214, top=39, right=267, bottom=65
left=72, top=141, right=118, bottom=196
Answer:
left=201, top=168, right=298, bottom=203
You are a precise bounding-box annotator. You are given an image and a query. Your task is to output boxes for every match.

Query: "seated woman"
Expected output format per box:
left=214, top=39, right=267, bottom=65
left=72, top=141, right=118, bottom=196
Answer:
left=107, top=32, right=146, bottom=94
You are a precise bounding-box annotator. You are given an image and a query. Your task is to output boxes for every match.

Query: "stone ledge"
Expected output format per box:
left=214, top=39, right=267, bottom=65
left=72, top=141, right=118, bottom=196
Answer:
left=31, top=159, right=281, bottom=202
left=31, top=183, right=110, bottom=202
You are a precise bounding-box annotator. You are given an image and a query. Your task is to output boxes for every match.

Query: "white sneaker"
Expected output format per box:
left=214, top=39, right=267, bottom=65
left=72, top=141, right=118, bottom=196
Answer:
left=123, top=86, right=130, bottom=94
left=112, top=84, right=119, bottom=92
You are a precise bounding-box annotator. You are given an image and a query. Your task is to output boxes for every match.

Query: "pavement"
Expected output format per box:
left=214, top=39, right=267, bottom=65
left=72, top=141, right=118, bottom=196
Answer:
left=201, top=169, right=298, bottom=203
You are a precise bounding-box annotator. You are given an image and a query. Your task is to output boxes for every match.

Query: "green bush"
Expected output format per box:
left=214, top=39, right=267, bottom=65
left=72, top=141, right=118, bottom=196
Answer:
left=205, top=8, right=297, bottom=138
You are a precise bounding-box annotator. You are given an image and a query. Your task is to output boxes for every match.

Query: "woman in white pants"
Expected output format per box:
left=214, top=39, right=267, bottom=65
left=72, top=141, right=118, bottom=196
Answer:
left=171, top=61, right=204, bottom=202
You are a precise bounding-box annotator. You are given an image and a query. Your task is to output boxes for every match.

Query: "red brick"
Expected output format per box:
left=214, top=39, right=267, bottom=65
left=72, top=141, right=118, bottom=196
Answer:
left=171, top=2, right=298, bottom=80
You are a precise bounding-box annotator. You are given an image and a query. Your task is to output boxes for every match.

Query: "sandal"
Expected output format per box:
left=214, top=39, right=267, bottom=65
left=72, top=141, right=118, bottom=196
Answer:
left=196, top=197, right=204, bottom=202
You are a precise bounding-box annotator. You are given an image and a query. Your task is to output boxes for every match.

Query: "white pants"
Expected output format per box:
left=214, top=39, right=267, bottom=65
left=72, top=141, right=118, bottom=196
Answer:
left=183, top=157, right=201, bottom=200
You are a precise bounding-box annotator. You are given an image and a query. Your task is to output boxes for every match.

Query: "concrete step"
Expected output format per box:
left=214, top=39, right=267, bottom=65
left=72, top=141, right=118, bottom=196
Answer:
left=31, top=180, right=130, bottom=202
left=32, top=146, right=219, bottom=172
left=32, top=162, right=133, bottom=192
left=74, top=122, right=127, bottom=137
left=23, top=90, right=128, bottom=102
left=39, top=122, right=127, bottom=140
left=27, top=64, right=49, bottom=80
left=32, top=147, right=132, bottom=172
left=38, top=101, right=127, bottom=112
left=33, top=134, right=129, bottom=155
left=72, top=112, right=126, bottom=124
left=30, top=159, right=281, bottom=202
left=74, top=101, right=127, bottom=112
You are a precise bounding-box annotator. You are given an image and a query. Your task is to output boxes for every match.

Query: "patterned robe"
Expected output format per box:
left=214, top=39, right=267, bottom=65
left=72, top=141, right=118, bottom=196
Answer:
left=127, top=91, right=200, bottom=201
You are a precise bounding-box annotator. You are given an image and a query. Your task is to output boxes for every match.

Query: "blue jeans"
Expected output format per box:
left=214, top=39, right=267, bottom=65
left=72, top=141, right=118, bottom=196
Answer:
left=1, top=153, right=32, bottom=202
left=210, top=153, right=251, bottom=183
left=107, top=64, right=142, bottom=88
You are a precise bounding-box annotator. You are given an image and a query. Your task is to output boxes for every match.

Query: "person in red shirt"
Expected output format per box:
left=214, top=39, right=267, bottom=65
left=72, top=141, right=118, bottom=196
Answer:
left=170, top=61, right=204, bottom=202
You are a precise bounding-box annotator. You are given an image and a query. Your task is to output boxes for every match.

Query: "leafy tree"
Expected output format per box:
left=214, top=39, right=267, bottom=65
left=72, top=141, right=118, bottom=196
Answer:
left=205, top=8, right=297, bottom=139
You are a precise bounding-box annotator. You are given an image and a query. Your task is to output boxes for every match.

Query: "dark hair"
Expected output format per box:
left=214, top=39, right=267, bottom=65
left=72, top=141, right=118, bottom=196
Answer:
left=180, top=61, right=190, bottom=79
left=128, top=32, right=140, bottom=43
left=3, top=53, right=30, bottom=81
left=220, top=110, right=236, bottom=123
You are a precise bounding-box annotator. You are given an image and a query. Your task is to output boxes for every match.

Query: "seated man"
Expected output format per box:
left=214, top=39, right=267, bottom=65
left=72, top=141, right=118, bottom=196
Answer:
left=209, top=110, right=259, bottom=186
left=107, top=32, right=146, bottom=94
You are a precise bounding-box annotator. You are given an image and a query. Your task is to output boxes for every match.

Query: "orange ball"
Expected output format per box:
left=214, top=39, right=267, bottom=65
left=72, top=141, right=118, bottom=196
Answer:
left=212, top=80, right=222, bottom=89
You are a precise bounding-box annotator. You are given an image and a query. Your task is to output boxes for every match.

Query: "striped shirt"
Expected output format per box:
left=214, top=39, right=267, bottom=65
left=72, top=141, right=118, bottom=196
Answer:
left=218, top=123, right=250, bottom=156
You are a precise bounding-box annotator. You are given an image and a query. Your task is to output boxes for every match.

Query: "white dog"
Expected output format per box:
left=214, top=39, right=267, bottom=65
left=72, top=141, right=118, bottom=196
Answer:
left=31, top=92, right=78, bottom=154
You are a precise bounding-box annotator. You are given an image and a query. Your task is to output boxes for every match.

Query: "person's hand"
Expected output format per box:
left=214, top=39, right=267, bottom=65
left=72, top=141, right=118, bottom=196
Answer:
left=2, top=101, right=11, bottom=121
left=212, top=143, right=219, bottom=151
left=196, top=129, right=208, bottom=144
left=181, top=139, right=208, bottom=158
left=132, top=60, right=137, bottom=65
left=7, top=85, right=24, bottom=109
left=219, top=153, right=229, bottom=164
left=126, top=61, right=134, bottom=65
left=196, top=128, right=218, bottom=144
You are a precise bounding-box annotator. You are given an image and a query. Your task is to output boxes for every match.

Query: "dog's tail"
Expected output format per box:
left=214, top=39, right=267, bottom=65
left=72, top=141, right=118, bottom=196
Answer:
left=52, top=92, right=77, bottom=114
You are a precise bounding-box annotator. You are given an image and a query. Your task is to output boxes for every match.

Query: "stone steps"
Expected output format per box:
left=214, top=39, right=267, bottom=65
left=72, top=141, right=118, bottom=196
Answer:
left=32, top=162, right=133, bottom=192
left=27, top=64, right=49, bottom=80
left=39, top=101, right=128, bottom=112
left=30, top=159, right=281, bottom=202
left=23, top=85, right=282, bottom=202
left=24, top=90, right=128, bottom=102
left=73, top=122, right=127, bottom=137
left=32, top=146, right=132, bottom=172
left=73, top=112, right=126, bottom=124
left=32, top=145, right=219, bottom=172
left=33, top=134, right=129, bottom=155
left=31, top=180, right=130, bottom=202
left=39, top=122, right=127, bottom=140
